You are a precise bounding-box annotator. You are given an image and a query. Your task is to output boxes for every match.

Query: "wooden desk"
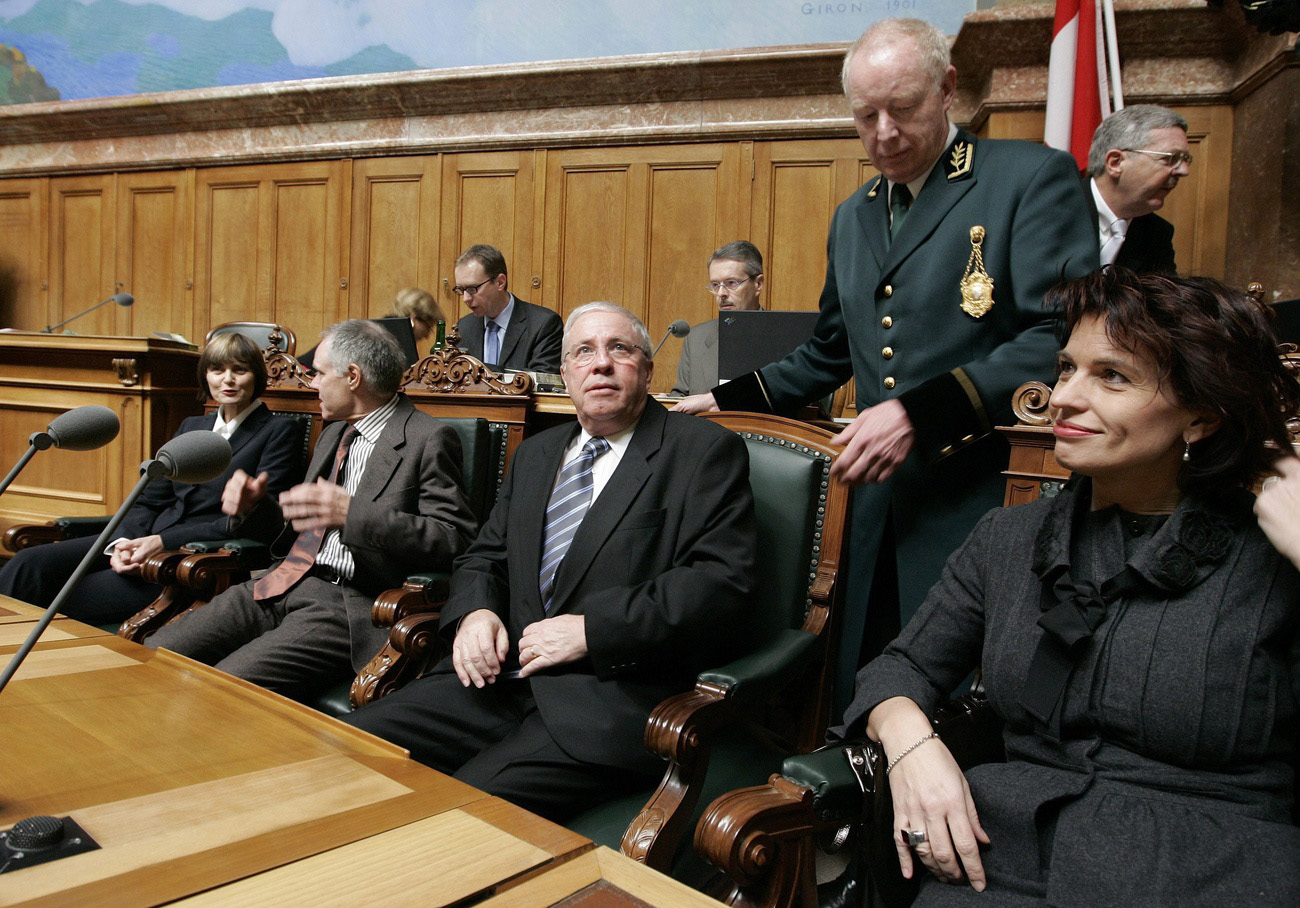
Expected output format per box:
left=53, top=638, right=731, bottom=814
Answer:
left=0, top=610, right=710, bottom=907
left=0, top=626, right=582, bottom=907
left=0, top=333, right=201, bottom=536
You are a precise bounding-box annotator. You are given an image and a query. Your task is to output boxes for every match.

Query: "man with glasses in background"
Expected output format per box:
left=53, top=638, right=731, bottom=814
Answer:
left=1086, top=104, right=1192, bottom=274
left=671, top=241, right=765, bottom=396
left=452, top=244, right=564, bottom=373
left=345, top=301, right=757, bottom=821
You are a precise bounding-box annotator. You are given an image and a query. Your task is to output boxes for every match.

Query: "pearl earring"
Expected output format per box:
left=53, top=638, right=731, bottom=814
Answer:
left=1182, top=439, right=1191, bottom=463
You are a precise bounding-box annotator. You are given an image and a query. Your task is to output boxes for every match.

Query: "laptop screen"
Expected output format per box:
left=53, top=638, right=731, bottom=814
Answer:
left=717, top=310, right=820, bottom=381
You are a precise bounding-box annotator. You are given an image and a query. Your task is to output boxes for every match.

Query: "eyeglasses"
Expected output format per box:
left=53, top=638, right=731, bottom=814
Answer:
left=452, top=278, right=493, bottom=297
left=1123, top=148, right=1193, bottom=168
left=706, top=276, right=754, bottom=295
left=564, top=340, right=647, bottom=367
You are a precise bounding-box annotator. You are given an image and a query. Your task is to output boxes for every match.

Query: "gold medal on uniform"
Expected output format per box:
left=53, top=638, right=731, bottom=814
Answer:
left=960, top=226, right=994, bottom=318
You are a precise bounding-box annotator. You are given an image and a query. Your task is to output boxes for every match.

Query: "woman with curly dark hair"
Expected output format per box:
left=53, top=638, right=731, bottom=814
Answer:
left=840, top=267, right=1300, bottom=906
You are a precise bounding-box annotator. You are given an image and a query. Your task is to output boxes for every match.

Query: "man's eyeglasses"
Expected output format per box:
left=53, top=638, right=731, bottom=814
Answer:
left=1123, top=148, right=1193, bottom=168
left=452, top=278, right=493, bottom=297
left=565, top=340, right=647, bottom=367
left=706, top=276, right=754, bottom=295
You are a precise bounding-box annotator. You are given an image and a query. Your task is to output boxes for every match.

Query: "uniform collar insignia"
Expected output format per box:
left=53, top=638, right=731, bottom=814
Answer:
left=865, top=175, right=884, bottom=200
left=946, top=139, right=975, bottom=181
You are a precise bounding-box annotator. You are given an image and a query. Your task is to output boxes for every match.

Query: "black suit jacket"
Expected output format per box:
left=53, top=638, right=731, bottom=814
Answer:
left=236, top=395, right=478, bottom=668
left=1086, top=178, right=1177, bottom=274
left=455, top=297, right=564, bottom=373
left=119, top=404, right=303, bottom=547
left=438, top=399, right=757, bottom=773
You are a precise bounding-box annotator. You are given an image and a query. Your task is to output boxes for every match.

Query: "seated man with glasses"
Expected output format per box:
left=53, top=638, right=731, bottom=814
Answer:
left=671, top=240, right=765, bottom=396
left=1086, top=104, right=1192, bottom=273
left=451, top=243, right=564, bottom=373
left=344, top=301, right=758, bottom=822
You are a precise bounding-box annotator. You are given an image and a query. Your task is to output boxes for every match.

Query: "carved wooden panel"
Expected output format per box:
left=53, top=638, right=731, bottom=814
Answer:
left=49, top=174, right=118, bottom=336
left=0, top=177, right=46, bottom=331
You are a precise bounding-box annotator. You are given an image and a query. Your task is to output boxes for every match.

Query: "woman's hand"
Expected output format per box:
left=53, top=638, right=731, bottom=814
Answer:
left=869, top=697, right=991, bottom=891
left=109, top=534, right=165, bottom=575
left=1256, top=457, right=1300, bottom=570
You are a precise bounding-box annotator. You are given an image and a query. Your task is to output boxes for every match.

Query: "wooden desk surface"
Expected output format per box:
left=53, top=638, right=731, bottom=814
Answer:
left=0, top=613, right=710, bottom=908
left=0, top=631, right=565, bottom=907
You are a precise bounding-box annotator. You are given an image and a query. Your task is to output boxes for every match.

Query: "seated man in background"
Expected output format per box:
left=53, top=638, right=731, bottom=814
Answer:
left=147, top=319, right=478, bottom=693
left=671, top=240, right=765, bottom=396
left=452, top=243, right=563, bottom=373
left=344, top=301, right=757, bottom=822
left=1086, top=104, right=1191, bottom=273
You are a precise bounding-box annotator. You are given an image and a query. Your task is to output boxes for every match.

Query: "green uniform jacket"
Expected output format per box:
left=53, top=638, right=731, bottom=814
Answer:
left=715, top=130, right=1099, bottom=708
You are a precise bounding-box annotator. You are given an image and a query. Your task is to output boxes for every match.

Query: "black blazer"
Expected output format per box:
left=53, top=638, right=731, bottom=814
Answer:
left=118, top=404, right=304, bottom=547
left=1085, top=178, right=1177, bottom=274
left=438, top=399, right=758, bottom=773
left=455, top=297, right=564, bottom=373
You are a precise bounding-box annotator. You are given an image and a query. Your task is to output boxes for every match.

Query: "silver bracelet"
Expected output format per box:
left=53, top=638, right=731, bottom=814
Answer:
left=885, top=731, right=940, bottom=775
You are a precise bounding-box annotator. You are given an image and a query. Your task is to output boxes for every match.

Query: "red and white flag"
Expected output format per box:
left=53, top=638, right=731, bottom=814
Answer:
left=1044, top=0, right=1112, bottom=169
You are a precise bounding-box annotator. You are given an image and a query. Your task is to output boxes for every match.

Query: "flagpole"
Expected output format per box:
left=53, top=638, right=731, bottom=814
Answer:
left=1100, top=0, right=1124, bottom=111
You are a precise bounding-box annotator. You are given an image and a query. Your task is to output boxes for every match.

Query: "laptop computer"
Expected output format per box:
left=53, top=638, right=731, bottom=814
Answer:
left=717, top=309, right=820, bottom=381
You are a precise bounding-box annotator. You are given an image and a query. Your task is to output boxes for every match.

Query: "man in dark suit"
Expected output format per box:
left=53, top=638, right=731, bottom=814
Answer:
left=671, top=240, right=765, bottom=396
left=146, top=320, right=478, bottom=691
left=1086, top=104, right=1191, bottom=273
left=452, top=243, right=563, bottom=373
left=674, top=18, right=1097, bottom=711
left=344, top=302, right=757, bottom=821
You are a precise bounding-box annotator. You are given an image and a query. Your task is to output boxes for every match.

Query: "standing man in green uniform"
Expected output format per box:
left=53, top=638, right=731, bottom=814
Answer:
left=675, top=18, right=1098, bottom=711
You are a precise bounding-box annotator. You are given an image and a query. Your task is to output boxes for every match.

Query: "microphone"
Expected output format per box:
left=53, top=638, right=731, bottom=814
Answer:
left=652, top=319, right=691, bottom=357
left=0, top=406, right=121, bottom=498
left=0, top=430, right=231, bottom=695
left=42, top=292, right=135, bottom=334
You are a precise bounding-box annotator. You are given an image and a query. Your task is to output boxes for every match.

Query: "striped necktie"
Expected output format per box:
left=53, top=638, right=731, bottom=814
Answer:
left=253, top=425, right=357, bottom=601
left=538, top=436, right=609, bottom=612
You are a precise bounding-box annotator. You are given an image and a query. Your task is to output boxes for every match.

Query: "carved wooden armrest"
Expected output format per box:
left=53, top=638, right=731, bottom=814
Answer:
left=3, top=523, right=68, bottom=553
left=621, top=678, right=741, bottom=871
left=369, top=573, right=449, bottom=629
left=117, top=549, right=199, bottom=642
left=695, top=775, right=824, bottom=908
left=350, top=611, right=444, bottom=708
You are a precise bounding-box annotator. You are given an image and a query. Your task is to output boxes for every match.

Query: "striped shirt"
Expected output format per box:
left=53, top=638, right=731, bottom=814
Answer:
left=317, top=394, right=399, bottom=581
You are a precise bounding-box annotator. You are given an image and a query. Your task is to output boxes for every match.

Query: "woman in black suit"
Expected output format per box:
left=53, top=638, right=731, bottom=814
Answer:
left=0, top=333, right=304, bottom=625
left=843, top=268, right=1300, bottom=906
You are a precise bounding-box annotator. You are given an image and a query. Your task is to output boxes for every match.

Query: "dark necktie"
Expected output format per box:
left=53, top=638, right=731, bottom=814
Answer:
left=538, top=437, right=609, bottom=612
left=253, top=425, right=358, bottom=601
left=890, top=183, right=913, bottom=241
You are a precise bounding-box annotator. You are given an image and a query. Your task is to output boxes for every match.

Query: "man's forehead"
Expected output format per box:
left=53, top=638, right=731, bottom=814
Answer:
left=455, top=260, right=487, bottom=279
left=568, top=313, right=635, bottom=343
left=1143, top=126, right=1190, bottom=150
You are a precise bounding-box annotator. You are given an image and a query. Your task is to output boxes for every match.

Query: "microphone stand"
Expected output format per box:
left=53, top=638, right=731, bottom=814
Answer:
left=0, top=430, right=66, bottom=499
left=42, top=294, right=133, bottom=334
left=0, top=458, right=173, bottom=694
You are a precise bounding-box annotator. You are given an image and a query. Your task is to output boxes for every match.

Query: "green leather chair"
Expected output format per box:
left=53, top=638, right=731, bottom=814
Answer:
left=352, top=412, right=854, bottom=879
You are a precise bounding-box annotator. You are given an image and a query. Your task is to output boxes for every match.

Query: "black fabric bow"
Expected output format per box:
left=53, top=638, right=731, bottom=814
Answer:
left=1019, top=566, right=1142, bottom=741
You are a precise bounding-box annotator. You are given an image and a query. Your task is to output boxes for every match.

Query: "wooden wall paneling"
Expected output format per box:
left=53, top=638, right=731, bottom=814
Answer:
left=115, top=170, right=195, bottom=340
left=1160, top=105, right=1231, bottom=279
left=269, top=159, right=349, bottom=347
left=438, top=151, right=537, bottom=324
left=0, top=177, right=47, bottom=332
left=48, top=174, right=117, bottom=336
left=751, top=139, right=874, bottom=313
left=195, top=166, right=268, bottom=337
left=195, top=160, right=348, bottom=347
left=349, top=155, right=441, bottom=323
left=541, top=144, right=741, bottom=392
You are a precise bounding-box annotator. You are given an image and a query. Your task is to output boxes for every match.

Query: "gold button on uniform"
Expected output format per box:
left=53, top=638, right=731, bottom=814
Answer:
left=882, top=346, right=893, bottom=359
left=881, top=316, right=893, bottom=328
left=884, top=376, right=896, bottom=389
left=883, top=285, right=893, bottom=297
